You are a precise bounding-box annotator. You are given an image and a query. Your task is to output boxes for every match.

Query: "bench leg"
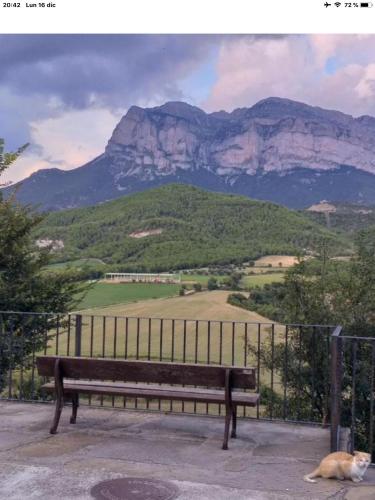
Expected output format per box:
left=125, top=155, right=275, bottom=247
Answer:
left=231, top=405, right=237, bottom=438
left=222, top=408, right=232, bottom=450
left=70, top=394, right=79, bottom=424
left=50, top=396, right=64, bottom=434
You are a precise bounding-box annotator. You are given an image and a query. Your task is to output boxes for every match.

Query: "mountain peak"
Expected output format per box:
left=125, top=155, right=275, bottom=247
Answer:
left=150, top=101, right=208, bottom=124
left=6, top=97, right=375, bottom=211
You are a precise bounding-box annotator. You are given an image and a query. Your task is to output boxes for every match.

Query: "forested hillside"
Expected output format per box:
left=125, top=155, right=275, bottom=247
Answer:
left=34, top=184, right=349, bottom=271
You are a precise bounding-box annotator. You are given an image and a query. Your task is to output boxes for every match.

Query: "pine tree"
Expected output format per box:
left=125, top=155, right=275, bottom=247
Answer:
left=0, top=140, right=85, bottom=392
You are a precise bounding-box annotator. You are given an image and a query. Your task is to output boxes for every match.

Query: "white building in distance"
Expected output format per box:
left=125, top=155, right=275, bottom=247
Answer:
left=105, top=272, right=181, bottom=284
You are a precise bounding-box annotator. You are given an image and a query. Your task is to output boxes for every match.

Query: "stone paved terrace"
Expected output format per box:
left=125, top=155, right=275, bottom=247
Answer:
left=1, top=401, right=375, bottom=500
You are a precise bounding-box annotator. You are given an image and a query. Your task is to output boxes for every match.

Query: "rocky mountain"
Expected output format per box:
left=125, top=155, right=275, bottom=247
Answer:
left=6, top=97, right=375, bottom=210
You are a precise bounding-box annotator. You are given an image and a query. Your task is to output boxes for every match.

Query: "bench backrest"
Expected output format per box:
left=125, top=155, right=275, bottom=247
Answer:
left=36, top=356, right=256, bottom=389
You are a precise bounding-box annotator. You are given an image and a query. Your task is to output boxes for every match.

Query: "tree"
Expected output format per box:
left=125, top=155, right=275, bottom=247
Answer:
left=207, top=277, right=218, bottom=290
left=223, top=272, right=243, bottom=290
left=245, top=235, right=375, bottom=447
left=0, top=140, right=86, bottom=393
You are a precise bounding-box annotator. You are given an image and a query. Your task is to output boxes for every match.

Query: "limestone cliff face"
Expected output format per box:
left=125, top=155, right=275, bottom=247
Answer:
left=6, top=97, right=375, bottom=210
left=105, top=97, right=375, bottom=189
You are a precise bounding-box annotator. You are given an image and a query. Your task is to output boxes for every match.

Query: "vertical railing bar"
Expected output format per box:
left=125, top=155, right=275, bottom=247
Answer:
left=159, top=319, right=163, bottom=362
left=194, top=320, right=198, bottom=414
left=89, top=315, right=94, bottom=406
left=74, top=314, right=82, bottom=357
left=124, top=317, right=129, bottom=408
left=256, top=323, right=261, bottom=419
left=282, top=325, right=289, bottom=420
left=369, top=342, right=375, bottom=459
left=182, top=320, right=187, bottom=414
left=125, top=317, right=129, bottom=359
left=330, top=326, right=343, bottom=452
left=206, top=321, right=210, bottom=414
left=43, top=315, right=48, bottom=355
left=102, top=316, right=106, bottom=357
left=171, top=319, right=175, bottom=362
left=296, top=325, right=302, bottom=421
left=146, top=318, right=152, bottom=410
left=90, top=316, right=94, bottom=357
left=183, top=320, right=187, bottom=364
left=148, top=318, right=151, bottom=361
left=135, top=318, right=141, bottom=410
left=100, top=316, right=106, bottom=406
left=170, top=319, right=175, bottom=412
left=311, top=326, right=316, bottom=422
left=243, top=323, right=248, bottom=417
left=30, top=336, right=36, bottom=400
left=270, top=323, right=275, bottom=420
left=112, top=317, right=118, bottom=408
left=325, top=327, right=331, bottom=425
left=18, top=321, right=25, bottom=400
left=113, top=317, right=117, bottom=359
left=55, top=316, right=60, bottom=355
left=207, top=321, right=211, bottom=365
left=231, top=322, right=235, bottom=366
left=350, top=339, right=358, bottom=454
left=136, top=318, right=140, bottom=361
left=67, top=314, right=71, bottom=356
left=8, top=319, right=14, bottom=399
left=219, top=321, right=223, bottom=365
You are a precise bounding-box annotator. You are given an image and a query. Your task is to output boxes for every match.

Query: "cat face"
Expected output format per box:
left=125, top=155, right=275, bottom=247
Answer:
left=353, top=451, right=371, bottom=469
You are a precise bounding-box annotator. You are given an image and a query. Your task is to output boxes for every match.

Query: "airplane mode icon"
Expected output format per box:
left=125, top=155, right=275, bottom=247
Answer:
left=324, top=1, right=332, bottom=6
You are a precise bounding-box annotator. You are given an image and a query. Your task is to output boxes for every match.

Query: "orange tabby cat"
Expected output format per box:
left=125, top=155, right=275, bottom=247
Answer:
left=304, top=451, right=371, bottom=483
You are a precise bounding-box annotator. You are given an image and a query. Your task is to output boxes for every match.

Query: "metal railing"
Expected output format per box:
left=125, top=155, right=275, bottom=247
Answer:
left=0, top=311, right=339, bottom=425
left=3, top=311, right=375, bottom=459
left=330, top=327, right=375, bottom=461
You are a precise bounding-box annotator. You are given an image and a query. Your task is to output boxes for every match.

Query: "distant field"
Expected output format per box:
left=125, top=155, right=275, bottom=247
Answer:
left=76, top=282, right=180, bottom=310
left=58, top=291, right=278, bottom=368
left=181, top=274, right=225, bottom=285
left=241, top=273, right=285, bottom=288
left=253, top=255, right=298, bottom=267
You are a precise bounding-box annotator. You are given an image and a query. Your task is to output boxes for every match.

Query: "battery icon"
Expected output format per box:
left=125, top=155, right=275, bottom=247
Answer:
left=361, top=2, right=373, bottom=6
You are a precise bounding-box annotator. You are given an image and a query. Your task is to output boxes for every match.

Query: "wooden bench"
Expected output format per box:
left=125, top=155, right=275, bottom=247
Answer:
left=36, top=355, right=259, bottom=450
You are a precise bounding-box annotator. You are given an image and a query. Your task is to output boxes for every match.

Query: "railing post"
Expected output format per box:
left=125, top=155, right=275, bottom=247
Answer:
left=75, top=314, right=82, bottom=357
left=330, top=326, right=343, bottom=452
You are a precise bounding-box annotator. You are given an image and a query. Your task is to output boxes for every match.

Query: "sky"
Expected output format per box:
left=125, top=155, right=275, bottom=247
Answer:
left=2, top=34, right=375, bottom=184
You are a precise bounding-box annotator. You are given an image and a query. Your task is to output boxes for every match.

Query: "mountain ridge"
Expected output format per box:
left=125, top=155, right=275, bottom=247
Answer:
left=6, top=97, right=375, bottom=210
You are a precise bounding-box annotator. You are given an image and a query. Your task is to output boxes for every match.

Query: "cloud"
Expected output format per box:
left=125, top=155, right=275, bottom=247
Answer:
left=2, top=108, right=121, bottom=184
left=3, top=34, right=375, bottom=184
left=205, top=35, right=375, bottom=117
left=0, top=35, right=217, bottom=110
left=0, top=34, right=220, bottom=182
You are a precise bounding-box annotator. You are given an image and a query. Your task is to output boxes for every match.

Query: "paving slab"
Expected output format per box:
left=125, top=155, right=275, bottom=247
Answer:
left=0, top=401, right=374, bottom=500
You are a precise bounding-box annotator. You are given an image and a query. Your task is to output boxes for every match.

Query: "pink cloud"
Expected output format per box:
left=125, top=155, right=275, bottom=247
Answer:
left=205, top=35, right=375, bottom=117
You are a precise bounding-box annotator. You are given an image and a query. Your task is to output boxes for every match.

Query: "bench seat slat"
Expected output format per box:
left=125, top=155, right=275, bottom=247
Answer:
left=41, top=380, right=259, bottom=406
left=37, top=356, right=256, bottom=389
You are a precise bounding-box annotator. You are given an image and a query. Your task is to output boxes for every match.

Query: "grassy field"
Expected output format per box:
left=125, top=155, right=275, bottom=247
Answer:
left=51, top=292, right=280, bottom=369
left=241, top=273, right=285, bottom=288
left=181, top=274, right=225, bottom=285
left=76, top=282, right=180, bottom=310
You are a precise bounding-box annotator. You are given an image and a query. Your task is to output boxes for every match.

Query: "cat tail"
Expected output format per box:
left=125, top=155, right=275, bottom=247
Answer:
left=303, top=468, right=320, bottom=483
